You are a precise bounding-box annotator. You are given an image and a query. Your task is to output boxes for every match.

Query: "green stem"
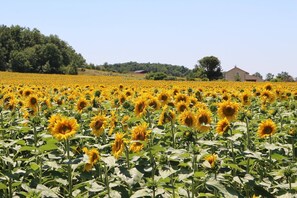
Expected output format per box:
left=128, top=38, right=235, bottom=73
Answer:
left=8, top=164, right=12, bottom=198
left=269, top=135, right=272, bottom=171
left=170, top=174, right=175, bottom=198
left=124, top=144, right=130, bottom=169
left=104, top=165, right=110, bottom=198
left=66, top=139, right=72, bottom=198
left=245, top=117, right=250, bottom=150
left=191, top=143, right=196, bottom=198
left=171, top=120, right=175, bottom=148
left=292, top=136, right=295, bottom=161
left=150, top=151, right=156, bottom=198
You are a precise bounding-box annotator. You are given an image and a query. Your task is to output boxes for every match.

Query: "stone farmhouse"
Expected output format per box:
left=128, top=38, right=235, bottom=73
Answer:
left=224, top=66, right=263, bottom=82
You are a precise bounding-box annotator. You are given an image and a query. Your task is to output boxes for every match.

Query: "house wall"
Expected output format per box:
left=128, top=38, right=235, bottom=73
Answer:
left=224, top=68, right=247, bottom=81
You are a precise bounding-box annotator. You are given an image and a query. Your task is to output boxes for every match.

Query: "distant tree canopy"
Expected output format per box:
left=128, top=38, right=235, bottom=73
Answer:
left=0, top=25, right=86, bottom=74
left=95, top=61, right=190, bottom=77
left=193, top=56, right=223, bottom=80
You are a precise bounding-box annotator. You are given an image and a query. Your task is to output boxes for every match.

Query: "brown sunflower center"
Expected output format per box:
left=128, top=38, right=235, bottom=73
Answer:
left=30, top=98, right=37, bottom=105
left=185, top=117, right=194, bottom=127
left=137, top=102, right=145, bottom=112
left=94, top=120, right=103, bottom=130
left=161, top=95, right=168, bottom=101
left=115, top=140, right=122, bottom=151
left=199, top=115, right=208, bottom=125
left=179, top=105, right=187, bottom=112
left=79, top=101, right=87, bottom=109
left=60, top=124, right=71, bottom=134
left=223, top=106, right=235, bottom=116
left=263, top=126, right=272, bottom=134
left=135, top=132, right=145, bottom=141
left=91, top=152, right=98, bottom=162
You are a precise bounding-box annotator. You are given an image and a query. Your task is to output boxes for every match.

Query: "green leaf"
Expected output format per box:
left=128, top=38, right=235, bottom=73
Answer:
left=30, top=162, right=39, bottom=171
left=131, top=189, right=151, bottom=198
left=150, top=144, right=165, bottom=155
left=39, top=144, right=58, bottom=152
left=206, top=179, right=237, bottom=198
left=271, top=153, right=287, bottom=161
left=0, top=183, right=7, bottom=190
left=19, top=146, right=35, bottom=152
left=194, top=171, right=206, bottom=178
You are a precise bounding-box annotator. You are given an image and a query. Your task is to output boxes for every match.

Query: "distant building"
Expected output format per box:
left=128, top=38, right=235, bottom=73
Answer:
left=224, top=66, right=263, bottom=82
left=134, top=70, right=147, bottom=74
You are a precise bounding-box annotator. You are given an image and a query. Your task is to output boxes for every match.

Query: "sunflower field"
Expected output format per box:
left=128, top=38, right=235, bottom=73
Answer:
left=0, top=72, right=297, bottom=198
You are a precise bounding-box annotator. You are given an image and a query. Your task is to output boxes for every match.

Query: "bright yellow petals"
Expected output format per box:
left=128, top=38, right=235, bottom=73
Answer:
left=112, top=133, right=126, bottom=159
left=134, top=98, right=147, bottom=117
left=50, top=116, right=78, bottom=140
left=76, top=98, right=88, bottom=111
left=176, top=101, right=189, bottom=113
left=258, top=119, right=276, bottom=138
left=130, top=123, right=150, bottom=153
left=205, top=154, right=217, bottom=168
left=216, top=118, right=230, bottom=135
left=158, top=107, right=176, bottom=125
left=83, top=147, right=100, bottom=172
left=179, top=111, right=196, bottom=128
left=90, top=115, right=107, bottom=137
left=217, top=101, right=239, bottom=122
left=196, top=109, right=212, bottom=132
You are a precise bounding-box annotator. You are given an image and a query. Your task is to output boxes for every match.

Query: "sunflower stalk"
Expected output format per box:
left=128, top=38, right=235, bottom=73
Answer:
left=65, top=139, right=72, bottom=198
left=292, top=135, right=295, bottom=161
left=104, top=164, right=110, bottom=198
left=124, top=144, right=130, bottom=169
left=269, top=135, right=272, bottom=171
left=170, top=120, right=175, bottom=148
left=191, top=142, right=196, bottom=198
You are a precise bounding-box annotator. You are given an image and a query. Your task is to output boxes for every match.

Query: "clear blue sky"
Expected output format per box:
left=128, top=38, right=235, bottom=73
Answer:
left=1, top=0, right=297, bottom=78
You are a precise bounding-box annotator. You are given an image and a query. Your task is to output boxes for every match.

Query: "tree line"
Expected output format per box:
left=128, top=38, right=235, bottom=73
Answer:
left=0, top=25, right=86, bottom=74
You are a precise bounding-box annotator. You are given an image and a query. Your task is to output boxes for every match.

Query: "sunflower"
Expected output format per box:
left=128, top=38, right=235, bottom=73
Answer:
left=134, top=98, right=147, bottom=117
left=261, top=90, right=275, bottom=103
left=77, top=98, right=88, bottom=111
left=48, top=114, right=62, bottom=130
left=83, top=147, right=100, bottom=172
left=130, top=123, right=150, bottom=153
left=51, top=117, right=78, bottom=140
left=147, top=97, right=160, bottom=111
left=158, top=92, right=170, bottom=105
left=179, top=111, right=196, bottom=128
left=205, top=154, right=217, bottom=168
left=176, top=101, right=189, bottom=113
left=112, top=133, right=126, bottom=159
left=118, top=94, right=126, bottom=105
left=216, top=118, right=230, bottom=135
left=175, top=94, right=189, bottom=104
left=26, top=95, right=38, bottom=110
left=109, top=111, right=117, bottom=136
left=258, top=119, right=276, bottom=138
left=217, top=101, right=240, bottom=122
left=90, top=115, right=107, bottom=137
left=241, top=92, right=251, bottom=106
left=196, top=109, right=212, bottom=132
left=158, top=106, right=176, bottom=125
left=264, top=83, right=273, bottom=91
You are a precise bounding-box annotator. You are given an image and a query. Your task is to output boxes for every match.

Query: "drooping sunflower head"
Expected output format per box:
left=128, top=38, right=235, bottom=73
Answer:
left=196, top=109, right=212, bottom=132
left=76, top=98, right=88, bottom=111
left=264, top=83, right=273, bottom=91
left=261, top=90, right=275, bottom=103
left=83, top=147, right=100, bottom=172
left=134, top=98, right=147, bottom=117
left=205, top=154, right=217, bottom=168
left=216, top=117, right=230, bottom=135
left=130, top=123, right=150, bottom=152
left=258, top=119, right=276, bottom=138
left=179, top=111, right=197, bottom=128
left=90, top=115, right=107, bottom=137
left=112, top=133, right=126, bottom=159
left=51, top=117, right=78, bottom=140
left=217, top=101, right=240, bottom=122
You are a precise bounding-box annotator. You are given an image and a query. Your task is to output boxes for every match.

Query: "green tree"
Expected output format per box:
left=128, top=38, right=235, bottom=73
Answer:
left=195, top=56, right=223, bottom=80
left=265, top=73, right=274, bottom=81
left=253, top=72, right=263, bottom=80
left=275, top=71, right=294, bottom=82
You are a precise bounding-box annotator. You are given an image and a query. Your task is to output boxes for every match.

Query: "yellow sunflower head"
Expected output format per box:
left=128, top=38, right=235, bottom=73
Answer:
left=51, top=117, right=78, bottom=140
left=134, top=98, right=147, bottom=117
left=83, top=147, right=100, bottom=172
left=90, top=115, right=107, bottom=137
left=76, top=98, right=88, bottom=112
left=241, top=92, right=251, bottom=106
left=147, top=97, right=160, bottom=111
left=258, top=119, right=276, bottom=138
left=175, top=93, right=189, bottom=104
left=176, top=101, right=189, bottom=113
left=112, top=133, right=126, bottom=159
left=158, top=91, right=170, bottom=105
left=261, top=90, right=275, bottom=103
left=27, top=95, right=38, bottom=110
left=217, top=101, right=240, bottom=122
left=216, top=118, right=230, bottom=135
left=205, top=154, right=217, bottom=168
left=130, top=123, right=150, bottom=153
left=179, top=111, right=197, bottom=128
left=158, top=106, right=176, bottom=125
left=196, top=109, right=212, bottom=132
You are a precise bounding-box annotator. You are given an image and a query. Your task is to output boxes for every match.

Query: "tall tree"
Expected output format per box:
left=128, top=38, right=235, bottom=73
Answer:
left=253, top=72, right=263, bottom=80
left=265, top=73, right=274, bottom=81
left=276, top=71, right=294, bottom=82
left=195, top=56, right=223, bottom=80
